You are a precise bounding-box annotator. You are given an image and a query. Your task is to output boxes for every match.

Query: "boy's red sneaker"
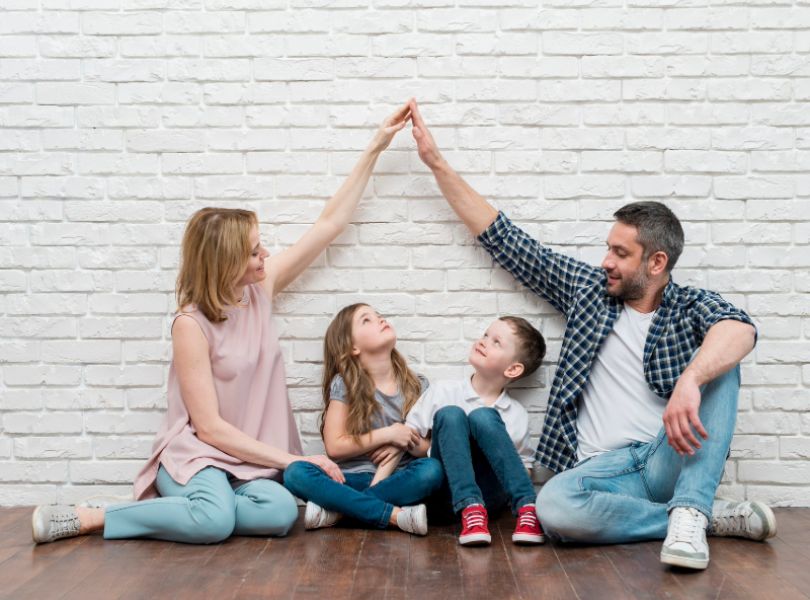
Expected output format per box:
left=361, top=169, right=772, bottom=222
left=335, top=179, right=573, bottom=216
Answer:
left=512, top=504, right=545, bottom=545
left=459, top=504, right=491, bottom=546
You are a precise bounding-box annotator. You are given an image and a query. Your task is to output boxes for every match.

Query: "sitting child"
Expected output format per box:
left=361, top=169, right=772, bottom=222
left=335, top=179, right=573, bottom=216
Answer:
left=406, top=316, right=546, bottom=546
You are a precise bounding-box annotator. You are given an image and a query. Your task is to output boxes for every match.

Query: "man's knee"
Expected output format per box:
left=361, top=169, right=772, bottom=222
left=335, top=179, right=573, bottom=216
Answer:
left=535, top=475, right=586, bottom=541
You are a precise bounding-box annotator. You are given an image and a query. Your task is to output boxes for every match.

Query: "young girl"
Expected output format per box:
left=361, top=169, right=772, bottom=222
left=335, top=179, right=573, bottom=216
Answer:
left=283, top=304, right=444, bottom=535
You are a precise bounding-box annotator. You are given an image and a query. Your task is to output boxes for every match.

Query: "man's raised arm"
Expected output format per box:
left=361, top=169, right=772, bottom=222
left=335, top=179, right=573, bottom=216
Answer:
left=409, top=99, right=498, bottom=236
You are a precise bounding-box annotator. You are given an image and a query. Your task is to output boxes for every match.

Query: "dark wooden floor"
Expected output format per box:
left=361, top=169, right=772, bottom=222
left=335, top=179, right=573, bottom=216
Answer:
left=0, top=507, right=808, bottom=599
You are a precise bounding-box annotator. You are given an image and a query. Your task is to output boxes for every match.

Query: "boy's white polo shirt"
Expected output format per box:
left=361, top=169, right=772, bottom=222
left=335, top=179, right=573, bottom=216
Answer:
left=406, top=377, right=534, bottom=469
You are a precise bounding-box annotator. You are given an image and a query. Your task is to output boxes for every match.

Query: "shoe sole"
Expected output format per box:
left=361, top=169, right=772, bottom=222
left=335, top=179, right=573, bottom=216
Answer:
left=31, top=506, right=45, bottom=544
left=459, top=533, right=491, bottom=546
left=751, top=501, right=778, bottom=540
left=660, top=550, right=709, bottom=570
left=512, top=533, right=546, bottom=545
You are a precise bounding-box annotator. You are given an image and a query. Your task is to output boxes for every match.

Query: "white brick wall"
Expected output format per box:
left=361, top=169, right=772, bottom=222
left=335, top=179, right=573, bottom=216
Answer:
left=1, top=1, right=808, bottom=507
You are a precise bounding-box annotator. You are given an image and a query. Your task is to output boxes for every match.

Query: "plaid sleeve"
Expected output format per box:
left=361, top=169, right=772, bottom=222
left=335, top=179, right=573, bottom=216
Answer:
left=690, top=291, right=758, bottom=345
left=478, top=212, right=602, bottom=315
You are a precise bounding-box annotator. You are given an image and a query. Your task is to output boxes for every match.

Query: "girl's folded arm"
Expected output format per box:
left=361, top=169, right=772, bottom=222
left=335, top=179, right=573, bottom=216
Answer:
left=322, top=399, right=408, bottom=460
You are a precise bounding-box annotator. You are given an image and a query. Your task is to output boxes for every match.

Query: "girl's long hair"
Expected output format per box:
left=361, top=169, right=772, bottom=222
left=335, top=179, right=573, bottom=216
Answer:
left=320, top=303, right=422, bottom=439
left=176, top=207, right=258, bottom=323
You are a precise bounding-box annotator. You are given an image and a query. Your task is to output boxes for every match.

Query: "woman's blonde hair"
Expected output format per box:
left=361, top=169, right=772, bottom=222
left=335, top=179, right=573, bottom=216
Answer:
left=320, top=303, right=422, bottom=439
left=176, top=207, right=258, bottom=323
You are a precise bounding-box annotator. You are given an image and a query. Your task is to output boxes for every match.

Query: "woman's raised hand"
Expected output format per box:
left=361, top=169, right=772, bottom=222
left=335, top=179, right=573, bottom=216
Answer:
left=386, top=423, right=420, bottom=451
left=368, top=100, right=412, bottom=154
left=295, top=454, right=346, bottom=483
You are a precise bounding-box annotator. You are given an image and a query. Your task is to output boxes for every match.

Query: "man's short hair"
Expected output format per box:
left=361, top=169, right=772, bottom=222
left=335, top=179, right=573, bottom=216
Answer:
left=499, top=316, right=546, bottom=378
left=613, top=201, right=684, bottom=272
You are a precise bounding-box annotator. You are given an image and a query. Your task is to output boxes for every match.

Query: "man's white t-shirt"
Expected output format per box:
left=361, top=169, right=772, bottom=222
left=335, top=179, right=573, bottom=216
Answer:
left=576, top=304, right=668, bottom=462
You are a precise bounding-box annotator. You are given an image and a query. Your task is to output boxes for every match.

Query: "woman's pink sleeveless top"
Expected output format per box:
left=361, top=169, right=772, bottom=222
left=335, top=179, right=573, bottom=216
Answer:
left=132, top=283, right=303, bottom=500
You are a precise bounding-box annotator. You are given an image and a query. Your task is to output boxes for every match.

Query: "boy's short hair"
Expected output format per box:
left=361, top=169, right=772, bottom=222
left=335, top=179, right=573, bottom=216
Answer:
left=499, top=316, right=546, bottom=378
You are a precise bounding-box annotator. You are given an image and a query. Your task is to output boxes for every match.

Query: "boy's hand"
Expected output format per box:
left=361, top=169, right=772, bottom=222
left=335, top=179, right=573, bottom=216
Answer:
left=370, top=444, right=400, bottom=466
left=386, top=423, right=420, bottom=450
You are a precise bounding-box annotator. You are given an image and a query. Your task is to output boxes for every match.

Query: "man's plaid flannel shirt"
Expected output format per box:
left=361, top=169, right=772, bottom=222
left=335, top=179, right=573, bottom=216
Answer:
left=478, top=212, right=756, bottom=474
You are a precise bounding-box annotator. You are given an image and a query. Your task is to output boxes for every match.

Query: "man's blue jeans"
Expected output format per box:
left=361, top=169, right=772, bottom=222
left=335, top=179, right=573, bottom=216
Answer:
left=536, top=365, right=740, bottom=544
left=431, top=406, right=536, bottom=515
left=283, top=457, right=444, bottom=529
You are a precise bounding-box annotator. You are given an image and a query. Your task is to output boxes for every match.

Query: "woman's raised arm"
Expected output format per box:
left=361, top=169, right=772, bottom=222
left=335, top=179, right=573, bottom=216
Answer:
left=263, top=101, right=411, bottom=298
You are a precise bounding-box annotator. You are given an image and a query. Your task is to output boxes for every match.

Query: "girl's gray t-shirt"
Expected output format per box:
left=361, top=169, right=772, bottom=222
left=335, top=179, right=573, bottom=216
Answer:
left=329, top=374, right=428, bottom=474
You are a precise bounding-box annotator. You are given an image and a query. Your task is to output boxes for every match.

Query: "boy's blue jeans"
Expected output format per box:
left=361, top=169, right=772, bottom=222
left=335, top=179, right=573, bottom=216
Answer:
left=430, top=406, right=536, bottom=515
left=537, top=365, right=740, bottom=544
left=283, top=457, right=444, bottom=529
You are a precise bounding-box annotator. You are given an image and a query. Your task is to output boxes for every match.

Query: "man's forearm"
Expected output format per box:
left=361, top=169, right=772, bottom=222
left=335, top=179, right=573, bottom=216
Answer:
left=431, top=159, right=498, bottom=236
left=680, top=320, right=756, bottom=387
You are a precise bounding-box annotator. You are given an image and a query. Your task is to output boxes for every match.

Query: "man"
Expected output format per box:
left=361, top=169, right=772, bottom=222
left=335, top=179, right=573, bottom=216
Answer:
left=408, top=99, right=776, bottom=570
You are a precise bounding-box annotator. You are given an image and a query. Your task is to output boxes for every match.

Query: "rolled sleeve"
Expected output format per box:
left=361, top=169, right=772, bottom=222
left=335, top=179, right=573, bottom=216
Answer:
left=691, top=291, right=757, bottom=345
left=477, top=211, right=602, bottom=316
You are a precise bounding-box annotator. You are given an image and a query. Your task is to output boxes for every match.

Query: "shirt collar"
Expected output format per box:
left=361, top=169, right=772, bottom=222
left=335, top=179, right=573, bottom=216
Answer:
left=463, top=375, right=512, bottom=410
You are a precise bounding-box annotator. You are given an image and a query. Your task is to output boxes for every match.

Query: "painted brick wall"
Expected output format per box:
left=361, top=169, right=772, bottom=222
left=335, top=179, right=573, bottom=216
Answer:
left=0, top=1, right=808, bottom=507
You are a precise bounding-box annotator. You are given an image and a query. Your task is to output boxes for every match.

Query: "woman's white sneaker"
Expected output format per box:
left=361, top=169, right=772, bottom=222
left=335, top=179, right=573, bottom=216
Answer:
left=32, top=505, right=81, bottom=544
left=660, top=507, right=710, bottom=570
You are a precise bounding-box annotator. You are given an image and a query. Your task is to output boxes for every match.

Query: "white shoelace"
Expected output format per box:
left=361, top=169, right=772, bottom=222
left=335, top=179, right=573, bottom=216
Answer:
left=49, top=511, right=80, bottom=538
left=517, top=511, right=538, bottom=528
left=668, top=508, right=706, bottom=546
left=712, top=506, right=750, bottom=536
left=463, top=509, right=486, bottom=529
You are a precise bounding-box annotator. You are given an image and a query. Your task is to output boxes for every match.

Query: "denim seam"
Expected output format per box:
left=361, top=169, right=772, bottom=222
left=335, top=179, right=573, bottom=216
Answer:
left=667, top=498, right=712, bottom=521
left=576, top=463, right=641, bottom=493
left=454, top=496, right=484, bottom=514
left=377, top=503, right=394, bottom=529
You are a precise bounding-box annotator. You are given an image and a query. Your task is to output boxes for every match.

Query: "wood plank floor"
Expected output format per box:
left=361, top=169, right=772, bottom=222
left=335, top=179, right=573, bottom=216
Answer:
left=0, top=507, right=808, bottom=599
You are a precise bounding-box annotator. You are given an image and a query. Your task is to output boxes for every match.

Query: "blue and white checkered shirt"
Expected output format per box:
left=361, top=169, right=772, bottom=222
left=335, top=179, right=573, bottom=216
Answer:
left=478, top=212, right=756, bottom=473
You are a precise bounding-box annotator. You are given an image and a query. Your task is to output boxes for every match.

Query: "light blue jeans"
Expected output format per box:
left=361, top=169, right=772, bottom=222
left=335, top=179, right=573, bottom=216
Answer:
left=104, top=466, right=299, bottom=544
left=537, top=365, right=740, bottom=544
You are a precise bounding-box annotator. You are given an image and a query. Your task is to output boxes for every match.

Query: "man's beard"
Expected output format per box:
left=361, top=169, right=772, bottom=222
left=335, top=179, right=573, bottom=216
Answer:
left=607, top=267, right=649, bottom=301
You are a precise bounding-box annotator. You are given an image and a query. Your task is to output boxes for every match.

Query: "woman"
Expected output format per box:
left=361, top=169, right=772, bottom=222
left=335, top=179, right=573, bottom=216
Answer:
left=32, top=102, right=412, bottom=544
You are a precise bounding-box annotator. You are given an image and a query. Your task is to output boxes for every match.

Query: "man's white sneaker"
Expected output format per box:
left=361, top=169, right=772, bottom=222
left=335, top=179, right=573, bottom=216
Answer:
left=711, top=500, right=776, bottom=541
left=304, top=501, right=340, bottom=530
left=396, top=504, right=428, bottom=536
left=660, top=507, right=710, bottom=570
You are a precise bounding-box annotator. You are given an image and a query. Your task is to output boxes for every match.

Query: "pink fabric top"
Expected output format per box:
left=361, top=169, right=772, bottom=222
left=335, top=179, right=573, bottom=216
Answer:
left=132, top=283, right=303, bottom=500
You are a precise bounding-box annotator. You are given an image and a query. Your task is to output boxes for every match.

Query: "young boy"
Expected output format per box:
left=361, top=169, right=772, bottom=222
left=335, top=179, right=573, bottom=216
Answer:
left=406, top=316, right=546, bottom=546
